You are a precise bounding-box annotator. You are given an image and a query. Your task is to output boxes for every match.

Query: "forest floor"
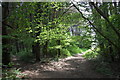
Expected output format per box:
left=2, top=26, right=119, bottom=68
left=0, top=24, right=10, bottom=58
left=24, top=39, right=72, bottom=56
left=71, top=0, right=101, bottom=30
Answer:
left=13, top=51, right=116, bottom=79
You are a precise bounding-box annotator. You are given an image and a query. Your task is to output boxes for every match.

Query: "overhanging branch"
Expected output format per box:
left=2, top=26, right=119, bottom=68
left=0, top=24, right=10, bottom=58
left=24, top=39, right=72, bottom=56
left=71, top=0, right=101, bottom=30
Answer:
left=72, top=2, right=119, bottom=49
left=89, top=2, right=120, bottom=40
left=2, top=22, right=13, bottom=29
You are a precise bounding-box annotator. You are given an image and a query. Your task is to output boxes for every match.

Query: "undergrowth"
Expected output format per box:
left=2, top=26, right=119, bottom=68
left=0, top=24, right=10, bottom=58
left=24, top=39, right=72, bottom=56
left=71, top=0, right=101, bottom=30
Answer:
left=16, top=51, right=34, bottom=62
left=2, top=68, right=26, bottom=80
left=82, top=49, right=115, bottom=76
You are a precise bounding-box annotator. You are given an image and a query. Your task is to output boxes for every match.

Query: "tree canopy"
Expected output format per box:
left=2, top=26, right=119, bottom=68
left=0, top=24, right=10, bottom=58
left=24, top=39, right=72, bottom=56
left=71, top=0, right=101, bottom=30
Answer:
left=2, top=1, right=120, bottom=79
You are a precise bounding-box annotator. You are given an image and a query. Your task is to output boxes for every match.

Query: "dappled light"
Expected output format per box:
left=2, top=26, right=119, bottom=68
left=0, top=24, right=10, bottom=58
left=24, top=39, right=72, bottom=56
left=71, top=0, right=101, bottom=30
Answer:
left=2, top=1, right=120, bottom=79
left=13, top=51, right=111, bottom=78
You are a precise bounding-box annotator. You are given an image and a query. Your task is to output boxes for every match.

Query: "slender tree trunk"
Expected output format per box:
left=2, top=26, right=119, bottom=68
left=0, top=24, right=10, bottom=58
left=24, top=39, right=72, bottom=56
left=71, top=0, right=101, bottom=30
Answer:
left=57, top=40, right=61, bottom=57
left=15, top=40, right=19, bottom=53
left=32, top=43, right=40, bottom=62
left=31, top=2, right=43, bottom=61
left=43, top=41, right=49, bottom=58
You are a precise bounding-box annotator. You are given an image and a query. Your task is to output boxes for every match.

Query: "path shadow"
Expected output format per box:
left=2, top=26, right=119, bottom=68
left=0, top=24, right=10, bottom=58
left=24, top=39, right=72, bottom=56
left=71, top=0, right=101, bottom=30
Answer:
left=14, top=55, right=115, bottom=78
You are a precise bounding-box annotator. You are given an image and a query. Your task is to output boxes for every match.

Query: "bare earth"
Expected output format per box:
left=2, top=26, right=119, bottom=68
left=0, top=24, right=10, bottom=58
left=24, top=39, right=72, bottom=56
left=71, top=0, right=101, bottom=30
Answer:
left=14, top=53, right=112, bottom=79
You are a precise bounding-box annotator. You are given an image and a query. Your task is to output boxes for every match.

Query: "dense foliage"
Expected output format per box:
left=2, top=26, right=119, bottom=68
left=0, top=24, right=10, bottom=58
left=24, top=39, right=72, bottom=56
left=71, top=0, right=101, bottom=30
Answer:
left=2, top=1, right=120, bottom=79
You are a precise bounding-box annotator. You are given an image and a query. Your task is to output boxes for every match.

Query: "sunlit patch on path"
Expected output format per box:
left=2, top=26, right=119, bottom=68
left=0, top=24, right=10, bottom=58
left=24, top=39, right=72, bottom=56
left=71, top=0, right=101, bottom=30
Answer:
left=15, top=50, right=110, bottom=78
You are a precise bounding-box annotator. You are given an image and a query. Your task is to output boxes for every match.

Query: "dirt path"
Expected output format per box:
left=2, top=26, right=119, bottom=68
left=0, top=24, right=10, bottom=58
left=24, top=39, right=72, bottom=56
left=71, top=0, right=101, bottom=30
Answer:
left=14, top=52, right=111, bottom=78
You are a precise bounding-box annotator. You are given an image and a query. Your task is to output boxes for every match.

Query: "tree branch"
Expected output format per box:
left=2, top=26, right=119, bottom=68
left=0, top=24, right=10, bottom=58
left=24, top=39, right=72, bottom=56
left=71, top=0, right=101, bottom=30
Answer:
left=61, top=5, right=73, bottom=17
left=89, top=2, right=120, bottom=40
left=72, top=2, right=119, bottom=49
left=2, top=22, right=13, bottom=29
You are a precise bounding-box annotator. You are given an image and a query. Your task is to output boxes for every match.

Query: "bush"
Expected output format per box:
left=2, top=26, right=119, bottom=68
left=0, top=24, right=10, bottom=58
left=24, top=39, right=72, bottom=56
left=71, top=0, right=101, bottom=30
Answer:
left=82, top=51, right=98, bottom=60
left=79, top=48, right=88, bottom=53
left=95, top=63, right=113, bottom=76
left=17, top=51, right=34, bottom=62
left=67, top=44, right=81, bottom=55
left=60, top=48, right=71, bottom=57
left=2, top=68, right=26, bottom=79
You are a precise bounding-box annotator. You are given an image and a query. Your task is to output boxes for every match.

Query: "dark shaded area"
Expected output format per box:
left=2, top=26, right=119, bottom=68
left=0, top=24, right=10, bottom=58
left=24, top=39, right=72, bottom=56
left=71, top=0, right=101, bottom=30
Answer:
left=13, top=54, right=115, bottom=78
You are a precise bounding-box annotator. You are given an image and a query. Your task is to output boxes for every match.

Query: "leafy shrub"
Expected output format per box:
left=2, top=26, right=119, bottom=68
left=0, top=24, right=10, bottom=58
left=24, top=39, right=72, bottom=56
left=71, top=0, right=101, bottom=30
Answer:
left=2, top=68, right=26, bottom=80
left=67, top=44, right=81, bottom=55
left=82, top=49, right=113, bottom=76
left=17, top=51, right=34, bottom=62
left=79, top=48, right=87, bottom=53
left=82, top=51, right=98, bottom=60
left=49, top=49, right=58, bottom=57
left=93, top=60, right=114, bottom=76
left=95, top=63, right=113, bottom=76
left=60, top=49, right=71, bottom=57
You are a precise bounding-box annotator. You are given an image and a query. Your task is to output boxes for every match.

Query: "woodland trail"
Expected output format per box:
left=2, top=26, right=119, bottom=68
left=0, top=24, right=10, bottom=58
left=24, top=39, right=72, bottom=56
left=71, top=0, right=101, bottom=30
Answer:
left=14, top=51, right=113, bottom=79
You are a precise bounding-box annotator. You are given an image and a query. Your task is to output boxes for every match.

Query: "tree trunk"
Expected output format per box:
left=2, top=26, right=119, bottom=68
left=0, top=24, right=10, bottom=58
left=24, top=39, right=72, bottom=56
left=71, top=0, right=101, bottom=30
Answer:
left=57, top=40, right=61, bottom=57
left=32, top=43, right=40, bottom=62
left=15, top=40, right=19, bottom=53
left=2, top=2, right=10, bottom=66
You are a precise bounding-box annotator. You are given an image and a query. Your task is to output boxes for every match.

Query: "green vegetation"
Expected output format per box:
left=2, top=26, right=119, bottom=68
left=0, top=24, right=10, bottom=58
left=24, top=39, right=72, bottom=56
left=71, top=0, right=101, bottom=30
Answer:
left=82, top=48, right=99, bottom=60
left=2, top=1, right=120, bottom=79
left=17, top=51, right=34, bottom=62
left=2, top=68, right=25, bottom=80
left=82, top=51, right=98, bottom=60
